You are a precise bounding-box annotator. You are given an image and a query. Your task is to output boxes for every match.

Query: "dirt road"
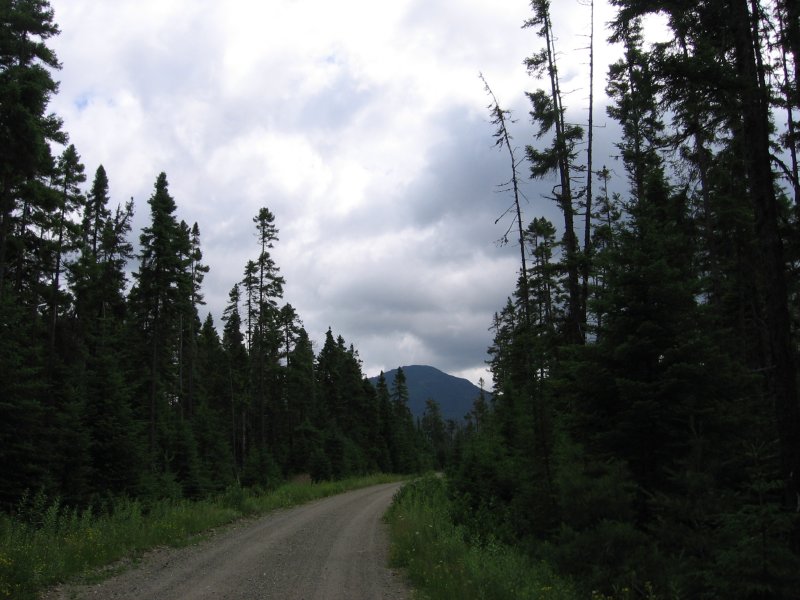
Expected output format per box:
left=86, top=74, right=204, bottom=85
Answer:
left=45, top=482, right=410, bottom=600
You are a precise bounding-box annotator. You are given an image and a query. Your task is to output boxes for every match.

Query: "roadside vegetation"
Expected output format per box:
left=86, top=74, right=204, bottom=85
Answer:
left=386, top=475, right=577, bottom=600
left=428, top=0, right=800, bottom=596
left=0, top=473, right=401, bottom=600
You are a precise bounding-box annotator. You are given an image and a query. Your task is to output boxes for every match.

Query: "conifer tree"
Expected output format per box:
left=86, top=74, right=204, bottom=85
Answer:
left=285, top=327, right=319, bottom=473
left=67, top=166, right=140, bottom=498
left=612, top=0, right=800, bottom=569
left=0, top=0, right=65, bottom=296
left=81, top=165, right=110, bottom=256
left=581, top=0, right=597, bottom=328
left=177, top=221, right=207, bottom=420
left=524, top=0, right=584, bottom=343
left=481, top=74, right=531, bottom=326
left=48, top=143, right=85, bottom=350
left=420, top=399, right=448, bottom=469
left=316, top=328, right=341, bottom=428
left=0, top=295, right=47, bottom=508
left=246, top=208, right=284, bottom=467
left=390, top=367, right=417, bottom=473
left=222, top=283, right=247, bottom=474
left=193, top=314, right=236, bottom=489
left=374, top=372, right=395, bottom=473
left=129, top=172, right=191, bottom=466
left=39, top=144, right=91, bottom=504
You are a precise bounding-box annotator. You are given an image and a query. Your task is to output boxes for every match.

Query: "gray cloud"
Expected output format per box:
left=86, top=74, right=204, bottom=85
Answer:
left=49, top=0, right=626, bottom=388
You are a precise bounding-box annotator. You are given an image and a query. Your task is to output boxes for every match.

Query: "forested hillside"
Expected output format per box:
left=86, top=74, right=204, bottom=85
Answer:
left=0, top=1, right=437, bottom=511
left=369, top=365, right=487, bottom=421
left=447, top=0, right=800, bottom=598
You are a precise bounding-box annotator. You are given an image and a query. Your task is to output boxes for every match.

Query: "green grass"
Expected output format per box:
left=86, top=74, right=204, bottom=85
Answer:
left=385, top=475, right=577, bottom=600
left=0, top=473, right=402, bottom=600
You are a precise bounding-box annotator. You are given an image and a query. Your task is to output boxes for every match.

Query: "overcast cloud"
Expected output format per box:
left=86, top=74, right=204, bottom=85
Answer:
left=48, top=0, right=629, bottom=386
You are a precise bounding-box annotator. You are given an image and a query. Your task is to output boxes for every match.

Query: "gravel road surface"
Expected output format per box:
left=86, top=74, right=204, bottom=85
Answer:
left=44, top=482, right=410, bottom=599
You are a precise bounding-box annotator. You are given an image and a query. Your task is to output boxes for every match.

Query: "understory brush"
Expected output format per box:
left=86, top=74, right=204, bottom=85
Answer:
left=386, top=475, right=576, bottom=600
left=0, top=473, right=401, bottom=600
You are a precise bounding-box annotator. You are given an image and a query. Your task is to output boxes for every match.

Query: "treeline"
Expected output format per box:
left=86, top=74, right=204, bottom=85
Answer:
left=0, top=1, right=434, bottom=512
left=450, top=0, right=800, bottom=598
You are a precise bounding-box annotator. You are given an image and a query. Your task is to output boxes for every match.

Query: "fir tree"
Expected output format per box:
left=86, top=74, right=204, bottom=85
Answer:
left=129, top=173, right=191, bottom=467
left=524, top=0, right=584, bottom=343
left=221, top=283, right=247, bottom=475
left=0, top=0, right=65, bottom=296
left=48, top=143, right=85, bottom=351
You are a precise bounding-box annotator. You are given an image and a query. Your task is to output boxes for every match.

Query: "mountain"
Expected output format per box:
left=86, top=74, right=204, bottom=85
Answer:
left=368, top=365, right=487, bottom=422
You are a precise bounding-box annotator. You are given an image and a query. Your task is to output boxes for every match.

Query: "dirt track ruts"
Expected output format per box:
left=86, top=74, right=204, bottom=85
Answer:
left=44, top=482, right=410, bottom=600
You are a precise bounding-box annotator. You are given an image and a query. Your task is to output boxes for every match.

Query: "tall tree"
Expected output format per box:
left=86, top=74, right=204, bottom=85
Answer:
left=524, top=0, right=584, bottom=343
left=193, top=314, right=236, bottom=490
left=177, top=221, right=208, bottom=420
left=730, top=0, right=800, bottom=509
left=48, top=143, right=84, bottom=351
left=285, top=327, right=318, bottom=473
left=614, top=0, right=800, bottom=530
left=81, top=164, right=110, bottom=257
left=68, top=165, right=140, bottom=498
left=0, top=0, right=65, bottom=296
left=374, top=371, right=395, bottom=473
left=390, top=367, right=418, bottom=473
left=420, top=399, right=448, bottom=469
left=221, top=283, right=248, bottom=475
left=246, top=208, right=285, bottom=462
left=129, top=172, right=190, bottom=462
left=481, top=73, right=531, bottom=326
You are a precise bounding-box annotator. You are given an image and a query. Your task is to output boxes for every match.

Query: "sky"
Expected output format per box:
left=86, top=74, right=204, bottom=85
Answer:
left=47, top=0, right=634, bottom=387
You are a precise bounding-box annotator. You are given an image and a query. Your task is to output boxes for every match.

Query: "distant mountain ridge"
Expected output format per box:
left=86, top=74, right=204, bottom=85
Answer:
left=368, top=365, right=486, bottom=422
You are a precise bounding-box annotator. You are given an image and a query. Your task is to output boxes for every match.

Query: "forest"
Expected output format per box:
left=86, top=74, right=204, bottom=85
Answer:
left=443, top=0, right=800, bottom=598
left=0, top=0, right=434, bottom=513
left=1, top=0, right=800, bottom=598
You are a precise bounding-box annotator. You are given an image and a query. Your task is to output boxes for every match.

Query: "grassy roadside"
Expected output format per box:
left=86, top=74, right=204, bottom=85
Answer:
left=385, top=475, right=577, bottom=600
left=0, top=473, right=402, bottom=600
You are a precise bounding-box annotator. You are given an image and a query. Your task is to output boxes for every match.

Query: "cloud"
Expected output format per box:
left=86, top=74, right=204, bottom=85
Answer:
left=48, top=0, right=627, bottom=388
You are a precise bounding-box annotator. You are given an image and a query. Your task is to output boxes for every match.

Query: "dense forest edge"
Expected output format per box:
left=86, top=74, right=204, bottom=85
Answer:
left=1, top=0, right=800, bottom=598
left=437, top=0, right=800, bottom=598
left=0, top=2, right=445, bottom=597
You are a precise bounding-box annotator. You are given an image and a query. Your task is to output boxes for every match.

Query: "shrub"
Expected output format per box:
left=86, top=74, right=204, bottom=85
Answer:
left=387, top=475, right=577, bottom=600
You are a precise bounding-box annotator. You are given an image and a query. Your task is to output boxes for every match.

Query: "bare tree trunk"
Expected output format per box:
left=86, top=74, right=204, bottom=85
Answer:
left=481, top=74, right=531, bottom=327
left=229, top=364, right=238, bottom=474
left=0, top=181, right=12, bottom=298
left=150, top=318, right=159, bottom=456
left=776, top=7, right=800, bottom=211
left=777, top=0, right=799, bottom=103
left=50, top=203, right=66, bottom=353
left=732, top=0, right=800, bottom=509
left=677, top=33, right=722, bottom=304
left=541, top=5, right=582, bottom=344
left=581, top=0, right=595, bottom=332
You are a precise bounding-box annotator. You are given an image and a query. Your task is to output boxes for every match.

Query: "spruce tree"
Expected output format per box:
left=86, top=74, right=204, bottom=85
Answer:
left=0, top=1, right=65, bottom=506
left=48, top=143, right=85, bottom=351
left=67, top=166, right=141, bottom=499
left=285, top=327, right=319, bottom=474
left=222, top=283, right=248, bottom=475
left=129, top=173, right=191, bottom=472
left=524, top=0, right=584, bottom=343
left=0, top=0, right=65, bottom=296
left=374, top=372, right=395, bottom=473
left=193, top=315, right=236, bottom=490
left=420, top=399, right=448, bottom=469
left=390, top=367, right=417, bottom=473
left=0, top=295, right=47, bottom=508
